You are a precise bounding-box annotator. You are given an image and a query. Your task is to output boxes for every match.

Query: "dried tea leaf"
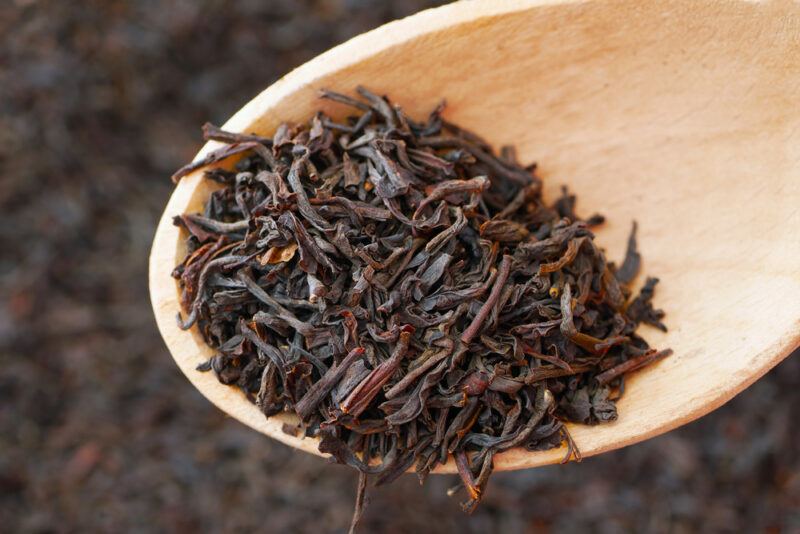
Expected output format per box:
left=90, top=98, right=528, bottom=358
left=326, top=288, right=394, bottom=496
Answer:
left=259, top=242, right=299, bottom=265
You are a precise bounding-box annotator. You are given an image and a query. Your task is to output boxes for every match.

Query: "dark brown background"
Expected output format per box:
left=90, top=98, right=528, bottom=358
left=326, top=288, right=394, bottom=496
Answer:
left=1, top=1, right=797, bottom=532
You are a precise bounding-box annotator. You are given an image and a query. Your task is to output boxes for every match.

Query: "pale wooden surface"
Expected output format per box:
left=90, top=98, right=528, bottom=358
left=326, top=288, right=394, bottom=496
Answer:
left=149, top=0, right=800, bottom=473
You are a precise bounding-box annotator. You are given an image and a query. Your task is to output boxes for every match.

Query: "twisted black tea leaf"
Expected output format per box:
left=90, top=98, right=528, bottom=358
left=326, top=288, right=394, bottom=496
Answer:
left=171, top=87, right=670, bottom=531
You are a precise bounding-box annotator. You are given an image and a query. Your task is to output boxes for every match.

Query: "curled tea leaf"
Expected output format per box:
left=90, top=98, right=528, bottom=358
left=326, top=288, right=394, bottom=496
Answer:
left=259, top=242, right=299, bottom=265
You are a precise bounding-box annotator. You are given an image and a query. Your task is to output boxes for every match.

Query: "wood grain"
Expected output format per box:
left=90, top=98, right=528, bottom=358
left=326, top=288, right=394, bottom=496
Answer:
left=149, top=0, right=800, bottom=472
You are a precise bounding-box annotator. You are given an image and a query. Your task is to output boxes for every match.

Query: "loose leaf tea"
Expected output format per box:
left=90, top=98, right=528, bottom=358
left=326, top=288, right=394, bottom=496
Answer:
left=171, top=87, right=669, bottom=530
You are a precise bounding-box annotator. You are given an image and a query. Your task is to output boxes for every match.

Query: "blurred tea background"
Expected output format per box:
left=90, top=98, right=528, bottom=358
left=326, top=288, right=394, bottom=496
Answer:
left=1, top=1, right=798, bottom=532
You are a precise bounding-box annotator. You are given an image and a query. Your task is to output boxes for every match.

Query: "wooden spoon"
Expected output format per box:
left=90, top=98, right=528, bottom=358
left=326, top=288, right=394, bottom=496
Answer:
left=149, top=0, right=800, bottom=472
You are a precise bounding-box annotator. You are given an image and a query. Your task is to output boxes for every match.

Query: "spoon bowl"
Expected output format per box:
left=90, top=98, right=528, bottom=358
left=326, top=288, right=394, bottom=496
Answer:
left=149, top=0, right=800, bottom=472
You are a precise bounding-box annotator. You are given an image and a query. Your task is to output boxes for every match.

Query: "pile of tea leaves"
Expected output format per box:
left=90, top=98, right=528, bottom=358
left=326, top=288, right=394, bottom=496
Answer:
left=172, top=87, right=669, bottom=531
